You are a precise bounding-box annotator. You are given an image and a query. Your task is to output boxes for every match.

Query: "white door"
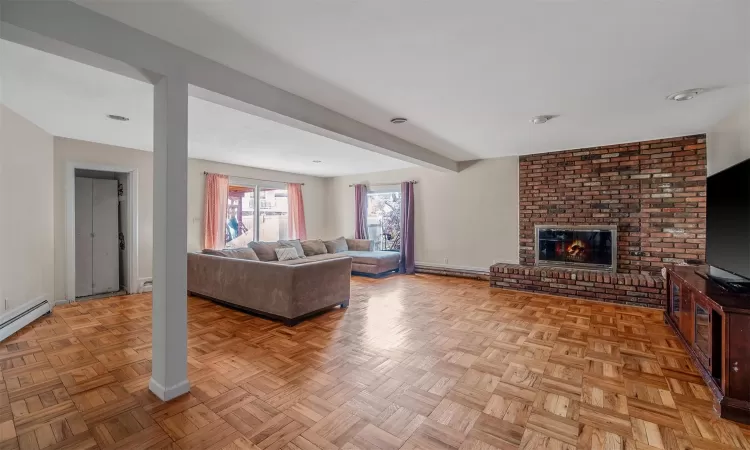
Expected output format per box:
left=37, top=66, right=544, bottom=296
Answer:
left=92, top=179, right=119, bottom=295
left=75, top=178, right=93, bottom=297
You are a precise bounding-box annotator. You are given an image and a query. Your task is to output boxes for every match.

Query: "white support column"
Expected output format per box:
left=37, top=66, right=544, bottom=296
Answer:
left=149, top=75, right=190, bottom=401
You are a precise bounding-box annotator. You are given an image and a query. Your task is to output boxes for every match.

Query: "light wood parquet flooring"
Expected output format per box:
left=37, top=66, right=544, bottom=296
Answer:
left=0, top=274, right=748, bottom=450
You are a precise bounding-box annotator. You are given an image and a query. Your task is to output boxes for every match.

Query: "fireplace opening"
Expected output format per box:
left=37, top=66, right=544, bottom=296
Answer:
left=535, top=225, right=616, bottom=272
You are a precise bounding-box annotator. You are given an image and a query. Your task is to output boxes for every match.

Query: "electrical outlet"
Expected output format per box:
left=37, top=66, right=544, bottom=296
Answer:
left=443, top=257, right=448, bottom=264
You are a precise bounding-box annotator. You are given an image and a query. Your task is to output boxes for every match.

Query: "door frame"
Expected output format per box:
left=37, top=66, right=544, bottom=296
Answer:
left=65, top=162, right=139, bottom=301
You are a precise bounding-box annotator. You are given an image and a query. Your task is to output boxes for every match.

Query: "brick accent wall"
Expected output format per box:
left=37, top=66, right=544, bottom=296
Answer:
left=519, top=134, right=707, bottom=274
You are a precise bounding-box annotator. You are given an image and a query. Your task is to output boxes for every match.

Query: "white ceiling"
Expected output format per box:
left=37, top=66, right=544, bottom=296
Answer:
left=0, top=40, right=414, bottom=177
left=78, top=0, right=750, bottom=161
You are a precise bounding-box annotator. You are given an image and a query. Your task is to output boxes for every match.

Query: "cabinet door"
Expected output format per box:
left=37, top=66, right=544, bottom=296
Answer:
left=92, top=179, right=120, bottom=295
left=75, top=178, right=93, bottom=297
left=669, top=279, right=681, bottom=325
left=693, top=297, right=712, bottom=370
left=727, top=314, right=750, bottom=401
left=680, top=289, right=694, bottom=343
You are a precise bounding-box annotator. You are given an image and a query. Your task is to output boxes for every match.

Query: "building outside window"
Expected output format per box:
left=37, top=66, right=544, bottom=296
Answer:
left=225, top=183, right=288, bottom=247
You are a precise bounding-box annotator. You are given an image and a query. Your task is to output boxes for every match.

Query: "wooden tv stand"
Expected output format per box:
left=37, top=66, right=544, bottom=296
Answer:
left=665, top=265, right=750, bottom=423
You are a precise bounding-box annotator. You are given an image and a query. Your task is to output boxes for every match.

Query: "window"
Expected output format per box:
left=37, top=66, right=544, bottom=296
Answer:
left=225, top=182, right=288, bottom=247
left=367, top=191, right=401, bottom=251
left=259, top=187, right=289, bottom=242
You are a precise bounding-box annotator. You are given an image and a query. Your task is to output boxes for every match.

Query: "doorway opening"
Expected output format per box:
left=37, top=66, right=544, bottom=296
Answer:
left=66, top=164, right=138, bottom=302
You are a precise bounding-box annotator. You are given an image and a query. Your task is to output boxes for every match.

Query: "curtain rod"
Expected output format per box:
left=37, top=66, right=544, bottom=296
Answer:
left=348, top=181, right=418, bottom=187
left=204, top=171, right=304, bottom=186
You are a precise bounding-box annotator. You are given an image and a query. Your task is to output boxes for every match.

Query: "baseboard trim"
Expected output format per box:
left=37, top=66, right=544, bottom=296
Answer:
left=416, top=263, right=490, bottom=281
left=149, top=377, right=190, bottom=401
left=138, top=278, right=153, bottom=293
left=0, top=296, right=51, bottom=342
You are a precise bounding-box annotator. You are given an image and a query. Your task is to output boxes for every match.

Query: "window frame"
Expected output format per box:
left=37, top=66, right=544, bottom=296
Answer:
left=227, top=177, right=288, bottom=243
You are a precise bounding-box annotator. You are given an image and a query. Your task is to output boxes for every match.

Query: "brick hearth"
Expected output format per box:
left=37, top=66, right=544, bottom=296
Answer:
left=490, top=264, right=666, bottom=308
left=490, top=134, right=706, bottom=308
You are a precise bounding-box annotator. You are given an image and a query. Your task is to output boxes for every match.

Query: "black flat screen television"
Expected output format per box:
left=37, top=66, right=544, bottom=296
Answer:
left=706, top=158, right=750, bottom=284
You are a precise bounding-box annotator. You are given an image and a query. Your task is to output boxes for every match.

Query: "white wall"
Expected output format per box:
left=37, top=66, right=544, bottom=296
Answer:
left=186, top=159, right=327, bottom=252
left=54, top=137, right=153, bottom=301
left=708, top=96, right=750, bottom=175
left=326, top=158, right=520, bottom=271
left=53, top=137, right=329, bottom=300
left=0, top=106, right=54, bottom=313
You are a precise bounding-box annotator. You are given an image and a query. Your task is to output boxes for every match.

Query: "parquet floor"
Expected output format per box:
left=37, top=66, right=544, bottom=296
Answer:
left=0, top=274, right=748, bottom=450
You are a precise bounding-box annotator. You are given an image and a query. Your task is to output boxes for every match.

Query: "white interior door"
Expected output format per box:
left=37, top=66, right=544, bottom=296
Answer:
left=75, top=177, right=93, bottom=297
left=92, top=179, right=120, bottom=295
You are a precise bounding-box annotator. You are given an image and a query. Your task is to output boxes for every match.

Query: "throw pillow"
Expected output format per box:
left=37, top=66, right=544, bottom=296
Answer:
left=324, top=236, right=349, bottom=254
left=202, top=247, right=259, bottom=261
left=300, top=239, right=328, bottom=257
left=248, top=241, right=281, bottom=261
left=275, top=247, right=300, bottom=261
left=278, top=239, right=306, bottom=258
left=345, top=239, right=374, bottom=251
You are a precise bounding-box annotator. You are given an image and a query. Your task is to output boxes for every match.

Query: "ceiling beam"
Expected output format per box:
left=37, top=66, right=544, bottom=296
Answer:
left=0, top=0, right=459, bottom=172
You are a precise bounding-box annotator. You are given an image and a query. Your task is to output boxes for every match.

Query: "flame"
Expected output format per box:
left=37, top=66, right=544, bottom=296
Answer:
left=567, top=239, right=586, bottom=257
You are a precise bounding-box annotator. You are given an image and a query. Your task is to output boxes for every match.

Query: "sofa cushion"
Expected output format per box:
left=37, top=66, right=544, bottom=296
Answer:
left=278, top=239, right=306, bottom=258
left=248, top=241, right=281, bottom=261
left=275, top=247, right=301, bottom=261
left=345, top=251, right=400, bottom=274
left=345, top=239, right=374, bottom=251
left=324, top=237, right=349, bottom=254
left=272, top=253, right=350, bottom=265
left=343, top=250, right=401, bottom=266
left=202, top=247, right=259, bottom=261
left=301, top=239, right=328, bottom=257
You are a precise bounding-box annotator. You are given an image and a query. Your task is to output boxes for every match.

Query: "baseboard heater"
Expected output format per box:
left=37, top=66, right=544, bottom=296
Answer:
left=0, top=298, right=51, bottom=343
left=415, top=264, right=490, bottom=280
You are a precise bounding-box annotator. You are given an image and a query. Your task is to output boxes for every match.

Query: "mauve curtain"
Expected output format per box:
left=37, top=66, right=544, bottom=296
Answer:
left=203, top=173, right=229, bottom=250
left=399, top=181, right=415, bottom=274
left=288, top=183, right=307, bottom=240
left=354, top=184, right=369, bottom=239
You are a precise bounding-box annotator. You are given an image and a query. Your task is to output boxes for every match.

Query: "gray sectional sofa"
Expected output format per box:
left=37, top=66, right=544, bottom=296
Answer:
left=246, top=237, right=400, bottom=277
left=187, top=237, right=400, bottom=325
left=188, top=249, right=351, bottom=326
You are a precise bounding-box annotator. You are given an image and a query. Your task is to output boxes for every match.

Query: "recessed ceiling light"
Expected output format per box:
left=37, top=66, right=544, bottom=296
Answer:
left=390, top=117, right=408, bottom=124
left=312, top=160, right=322, bottom=163
left=666, top=88, right=706, bottom=102
left=106, top=114, right=130, bottom=121
left=530, top=115, right=556, bottom=124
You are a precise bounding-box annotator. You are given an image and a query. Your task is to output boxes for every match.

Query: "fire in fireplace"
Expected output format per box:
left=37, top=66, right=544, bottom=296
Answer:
left=566, top=239, right=586, bottom=259
left=535, top=225, right=616, bottom=272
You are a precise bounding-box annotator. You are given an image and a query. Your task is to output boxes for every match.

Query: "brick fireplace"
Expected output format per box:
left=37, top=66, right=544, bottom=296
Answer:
left=491, top=134, right=707, bottom=307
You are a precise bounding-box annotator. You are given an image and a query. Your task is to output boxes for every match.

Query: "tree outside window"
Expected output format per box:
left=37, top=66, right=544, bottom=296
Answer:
left=367, top=191, right=401, bottom=251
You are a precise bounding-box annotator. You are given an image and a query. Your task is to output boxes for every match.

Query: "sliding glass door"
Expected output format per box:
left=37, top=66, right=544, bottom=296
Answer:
left=226, top=186, right=255, bottom=247
left=225, top=181, right=289, bottom=247
left=259, top=187, right=289, bottom=242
